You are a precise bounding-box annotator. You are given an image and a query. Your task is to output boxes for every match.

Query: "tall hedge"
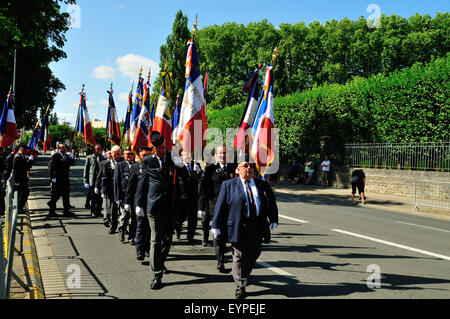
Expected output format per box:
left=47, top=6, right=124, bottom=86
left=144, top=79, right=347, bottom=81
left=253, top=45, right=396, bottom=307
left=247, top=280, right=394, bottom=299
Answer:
left=208, top=54, right=449, bottom=159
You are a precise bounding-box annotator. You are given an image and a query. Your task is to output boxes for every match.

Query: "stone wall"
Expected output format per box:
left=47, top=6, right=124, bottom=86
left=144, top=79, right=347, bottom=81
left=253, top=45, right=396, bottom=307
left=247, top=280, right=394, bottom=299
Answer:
left=278, top=164, right=450, bottom=197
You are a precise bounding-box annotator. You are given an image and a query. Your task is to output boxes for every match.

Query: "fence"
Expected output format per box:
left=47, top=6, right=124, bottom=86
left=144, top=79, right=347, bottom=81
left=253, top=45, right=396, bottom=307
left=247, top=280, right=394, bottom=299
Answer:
left=414, top=180, right=450, bottom=211
left=345, top=142, right=450, bottom=172
left=0, top=174, right=19, bottom=299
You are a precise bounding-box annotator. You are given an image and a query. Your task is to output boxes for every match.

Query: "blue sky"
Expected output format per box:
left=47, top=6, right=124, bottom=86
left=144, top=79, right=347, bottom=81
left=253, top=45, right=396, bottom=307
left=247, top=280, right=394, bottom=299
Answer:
left=51, top=0, right=449, bottom=125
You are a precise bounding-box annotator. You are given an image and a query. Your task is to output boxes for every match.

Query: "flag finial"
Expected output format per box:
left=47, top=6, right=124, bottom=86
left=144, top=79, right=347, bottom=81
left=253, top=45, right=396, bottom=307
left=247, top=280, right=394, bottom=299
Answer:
left=193, top=14, right=198, bottom=40
left=110, top=83, right=113, bottom=92
left=147, top=68, right=151, bottom=82
left=139, top=66, right=143, bottom=77
left=272, top=46, right=279, bottom=65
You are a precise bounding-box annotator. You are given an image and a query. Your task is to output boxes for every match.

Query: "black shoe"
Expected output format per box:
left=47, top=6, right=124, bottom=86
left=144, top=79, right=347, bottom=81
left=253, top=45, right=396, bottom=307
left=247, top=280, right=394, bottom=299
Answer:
left=108, top=229, right=116, bottom=234
left=69, top=205, right=75, bottom=209
left=103, top=220, right=110, bottom=228
left=162, top=266, right=170, bottom=274
left=48, top=211, right=59, bottom=218
left=137, top=254, right=145, bottom=261
left=235, top=287, right=246, bottom=299
left=85, top=204, right=91, bottom=209
left=129, top=239, right=136, bottom=246
left=119, top=232, right=125, bottom=243
left=202, top=241, right=212, bottom=247
left=63, top=211, right=74, bottom=217
left=187, top=238, right=195, bottom=245
left=217, top=261, right=226, bottom=273
left=151, top=278, right=162, bottom=290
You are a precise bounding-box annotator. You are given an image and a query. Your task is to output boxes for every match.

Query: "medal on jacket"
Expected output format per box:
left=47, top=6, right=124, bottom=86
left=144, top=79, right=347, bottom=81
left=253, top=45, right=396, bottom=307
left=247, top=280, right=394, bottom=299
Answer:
left=216, top=168, right=222, bottom=173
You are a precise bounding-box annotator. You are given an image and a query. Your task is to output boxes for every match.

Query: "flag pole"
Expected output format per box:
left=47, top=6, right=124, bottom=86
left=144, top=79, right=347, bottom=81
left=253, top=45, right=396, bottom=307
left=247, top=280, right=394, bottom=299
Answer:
left=12, top=49, right=17, bottom=93
left=72, top=84, right=84, bottom=152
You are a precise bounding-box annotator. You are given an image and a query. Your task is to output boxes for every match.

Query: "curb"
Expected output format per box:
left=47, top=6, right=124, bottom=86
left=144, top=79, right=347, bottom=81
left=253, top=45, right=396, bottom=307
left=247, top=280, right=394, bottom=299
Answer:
left=21, top=213, right=45, bottom=299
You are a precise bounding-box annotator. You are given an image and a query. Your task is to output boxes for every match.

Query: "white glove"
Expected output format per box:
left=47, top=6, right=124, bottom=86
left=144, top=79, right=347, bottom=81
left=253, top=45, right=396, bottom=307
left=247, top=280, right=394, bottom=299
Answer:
left=29, top=155, right=34, bottom=161
left=193, top=163, right=201, bottom=172
left=136, top=206, right=145, bottom=217
left=116, top=200, right=122, bottom=205
left=94, top=188, right=99, bottom=194
left=124, top=204, right=131, bottom=213
left=25, top=155, right=30, bottom=159
left=211, top=228, right=221, bottom=239
left=270, top=223, right=278, bottom=230
left=101, top=193, right=106, bottom=199
left=84, top=183, right=90, bottom=189
left=198, top=210, right=206, bottom=218
left=69, top=152, right=74, bottom=159
left=51, top=178, right=56, bottom=183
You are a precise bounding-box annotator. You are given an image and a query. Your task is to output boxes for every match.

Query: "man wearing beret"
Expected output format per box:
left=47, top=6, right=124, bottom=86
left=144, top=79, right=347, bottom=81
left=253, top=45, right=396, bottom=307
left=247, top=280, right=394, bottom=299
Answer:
left=135, top=131, right=182, bottom=290
left=212, top=155, right=278, bottom=299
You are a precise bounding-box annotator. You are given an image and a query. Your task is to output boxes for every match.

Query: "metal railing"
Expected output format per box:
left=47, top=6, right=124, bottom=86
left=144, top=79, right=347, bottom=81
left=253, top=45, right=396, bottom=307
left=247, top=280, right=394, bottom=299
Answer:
left=345, top=142, right=450, bottom=172
left=0, top=174, right=19, bottom=299
left=414, top=180, right=450, bottom=211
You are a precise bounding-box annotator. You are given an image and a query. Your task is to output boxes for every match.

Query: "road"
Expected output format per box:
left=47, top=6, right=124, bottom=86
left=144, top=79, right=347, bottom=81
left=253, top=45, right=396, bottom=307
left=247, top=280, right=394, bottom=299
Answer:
left=27, top=155, right=450, bottom=299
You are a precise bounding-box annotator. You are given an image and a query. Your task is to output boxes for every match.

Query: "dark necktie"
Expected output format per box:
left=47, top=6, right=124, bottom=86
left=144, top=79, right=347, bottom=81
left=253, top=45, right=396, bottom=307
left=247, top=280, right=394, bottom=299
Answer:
left=245, top=180, right=256, bottom=218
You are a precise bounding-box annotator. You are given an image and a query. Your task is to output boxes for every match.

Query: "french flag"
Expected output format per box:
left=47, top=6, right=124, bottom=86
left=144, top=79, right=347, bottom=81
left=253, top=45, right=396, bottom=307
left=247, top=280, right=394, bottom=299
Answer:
left=76, top=92, right=96, bottom=146
left=234, top=68, right=260, bottom=152
left=132, top=79, right=151, bottom=152
left=0, top=90, right=19, bottom=148
left=38, top=111, right=51, bottom=154
left=250, top=65, right=275, bottom=176
left=153, top=72, right=173, bottom=150
left=175, top=39, right=207, bottom=155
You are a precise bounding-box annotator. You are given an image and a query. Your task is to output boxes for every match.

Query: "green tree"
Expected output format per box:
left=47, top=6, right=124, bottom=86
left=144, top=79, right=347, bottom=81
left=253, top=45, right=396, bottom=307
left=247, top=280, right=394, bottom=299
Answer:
left=0, top=0, right=75, bottom=129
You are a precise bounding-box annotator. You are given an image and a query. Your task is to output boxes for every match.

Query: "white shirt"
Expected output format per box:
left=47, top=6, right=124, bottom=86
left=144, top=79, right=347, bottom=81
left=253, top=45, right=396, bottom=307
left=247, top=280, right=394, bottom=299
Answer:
left=239, top=177, right=260, bottom=217
left=322, top=160, right=331, bottom=172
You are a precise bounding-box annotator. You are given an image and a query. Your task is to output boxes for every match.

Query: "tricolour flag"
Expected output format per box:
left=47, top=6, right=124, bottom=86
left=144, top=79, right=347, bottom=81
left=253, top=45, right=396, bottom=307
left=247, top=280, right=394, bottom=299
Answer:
left=38, top=111, right=51, bottom=154
left=132, top=78, right=152, bottom=152
left=250, top=65, right=275, bottom=176
left=175, top=39, right=207, bottom=155
left=76, top=91, right=96, bottom=146
left=171, top=92, right=182, bottom=143
left=129, top=76, right=144, bottom=145
left=234, top=68, right=260, bottom=152
left=122, top=85, right=133, bottom=147
left=106, top=89, right=122, bottom=146
left=0, top=90, right=19, bottom=148
left=153, top=70, right=173, bottom=150
left=28, top=122, right=40, bottom=150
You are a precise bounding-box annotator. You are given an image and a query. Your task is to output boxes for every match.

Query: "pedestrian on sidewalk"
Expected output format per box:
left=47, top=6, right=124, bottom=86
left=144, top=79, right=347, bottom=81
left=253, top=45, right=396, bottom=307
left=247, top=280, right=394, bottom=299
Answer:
left=351, top=169, right=366, bottom=205
left=321, top=155, right=331, bottom=187
left=83, top=144, right=105, bottom=216
left=305, top=157, right=315, bottom=185
left=47, top=142, right=75, bottom=217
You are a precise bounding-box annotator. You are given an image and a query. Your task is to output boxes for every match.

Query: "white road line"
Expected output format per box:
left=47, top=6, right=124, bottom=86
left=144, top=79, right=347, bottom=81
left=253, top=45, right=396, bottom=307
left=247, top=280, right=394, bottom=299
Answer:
left=279, top=214, right=309, bottom=224
left=397, top=222, right=450, bottom=233
left=331, top=229, right=450, bottom=261
left=257, top=260, right=295, bottom=278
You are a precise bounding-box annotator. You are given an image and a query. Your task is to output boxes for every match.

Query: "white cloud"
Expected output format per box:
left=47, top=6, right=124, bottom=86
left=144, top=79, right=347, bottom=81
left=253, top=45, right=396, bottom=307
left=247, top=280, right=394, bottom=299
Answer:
left=99, top=99, right=109, bottom=107
left=86, top=100, right=96, bottom=108
left=92, top=65, right=115, bottom=79
left=118, top=92, right=130, bottom=103
left=116, top=54, right=160, bottom=80
left=57, top=112, right=77, bottom=123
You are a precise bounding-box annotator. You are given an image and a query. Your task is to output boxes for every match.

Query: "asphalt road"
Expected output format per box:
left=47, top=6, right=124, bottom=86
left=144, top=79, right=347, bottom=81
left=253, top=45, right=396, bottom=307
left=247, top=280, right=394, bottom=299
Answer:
left=27, top=155, right=450, bottom=299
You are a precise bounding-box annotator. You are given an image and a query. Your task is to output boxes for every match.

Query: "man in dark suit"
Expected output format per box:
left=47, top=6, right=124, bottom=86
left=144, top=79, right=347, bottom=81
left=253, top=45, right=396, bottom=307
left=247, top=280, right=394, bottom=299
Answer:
left=47, top=142, right=75, bottom=217
left=100, top=146, right=122, bottom=234
left=95, top=151, right=111, bottom=226
left=174, top=150, right=202, bottom=244
left=83, top=144, right=105, bottom=216
left=125, top=146, right=153, bottom=261
left=0, top=147, right=6, bottom=216
left=198, top=145, right=236, bottom=272
left=114, top=147, right=136, bottom=243
left=135, top=131, right=182, bottom=290
left=14, top=144, right=34, bottom=214
left=212, top=156, right=278, bottom=299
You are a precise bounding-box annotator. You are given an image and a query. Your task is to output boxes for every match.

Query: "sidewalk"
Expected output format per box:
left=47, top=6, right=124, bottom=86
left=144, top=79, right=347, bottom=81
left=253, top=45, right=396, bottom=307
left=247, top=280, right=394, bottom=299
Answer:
left=271, top=182, right=450, bottom=221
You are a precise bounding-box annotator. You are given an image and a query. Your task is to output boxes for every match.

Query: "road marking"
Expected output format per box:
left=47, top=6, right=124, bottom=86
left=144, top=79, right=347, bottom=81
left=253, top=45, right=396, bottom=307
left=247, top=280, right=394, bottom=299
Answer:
left=257, top=260, right=295, bottom=278
left=331, top=229, right=450, bottom=261
left=279, top=214, right=309, bottom=224
left=397, top=222, right=450, bottom=233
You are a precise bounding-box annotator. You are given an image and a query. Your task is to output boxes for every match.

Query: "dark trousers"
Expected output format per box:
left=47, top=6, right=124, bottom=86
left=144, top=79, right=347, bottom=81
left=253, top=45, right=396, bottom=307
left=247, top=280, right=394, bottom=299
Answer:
left=48, top=183, right=69, bottom=213
left=85, top=187, right=93, bottom=206
left=148, top=210, right=174, bottom=279
left=90, top=190, right=103, bottom=217
left=135, top=213, right=150, bottom=256
left=104, top=197, right=119, bottom=231
left=202, top=211, right=227, bottom=263
left=174, top=198, right=197, bottom=240
left=231, top=218, right=262, bottom=288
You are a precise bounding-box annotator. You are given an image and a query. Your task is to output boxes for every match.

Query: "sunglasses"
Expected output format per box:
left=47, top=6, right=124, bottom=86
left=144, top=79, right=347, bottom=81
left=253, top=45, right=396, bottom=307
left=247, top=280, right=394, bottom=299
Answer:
left=240, top=163, right=255, bottom=168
